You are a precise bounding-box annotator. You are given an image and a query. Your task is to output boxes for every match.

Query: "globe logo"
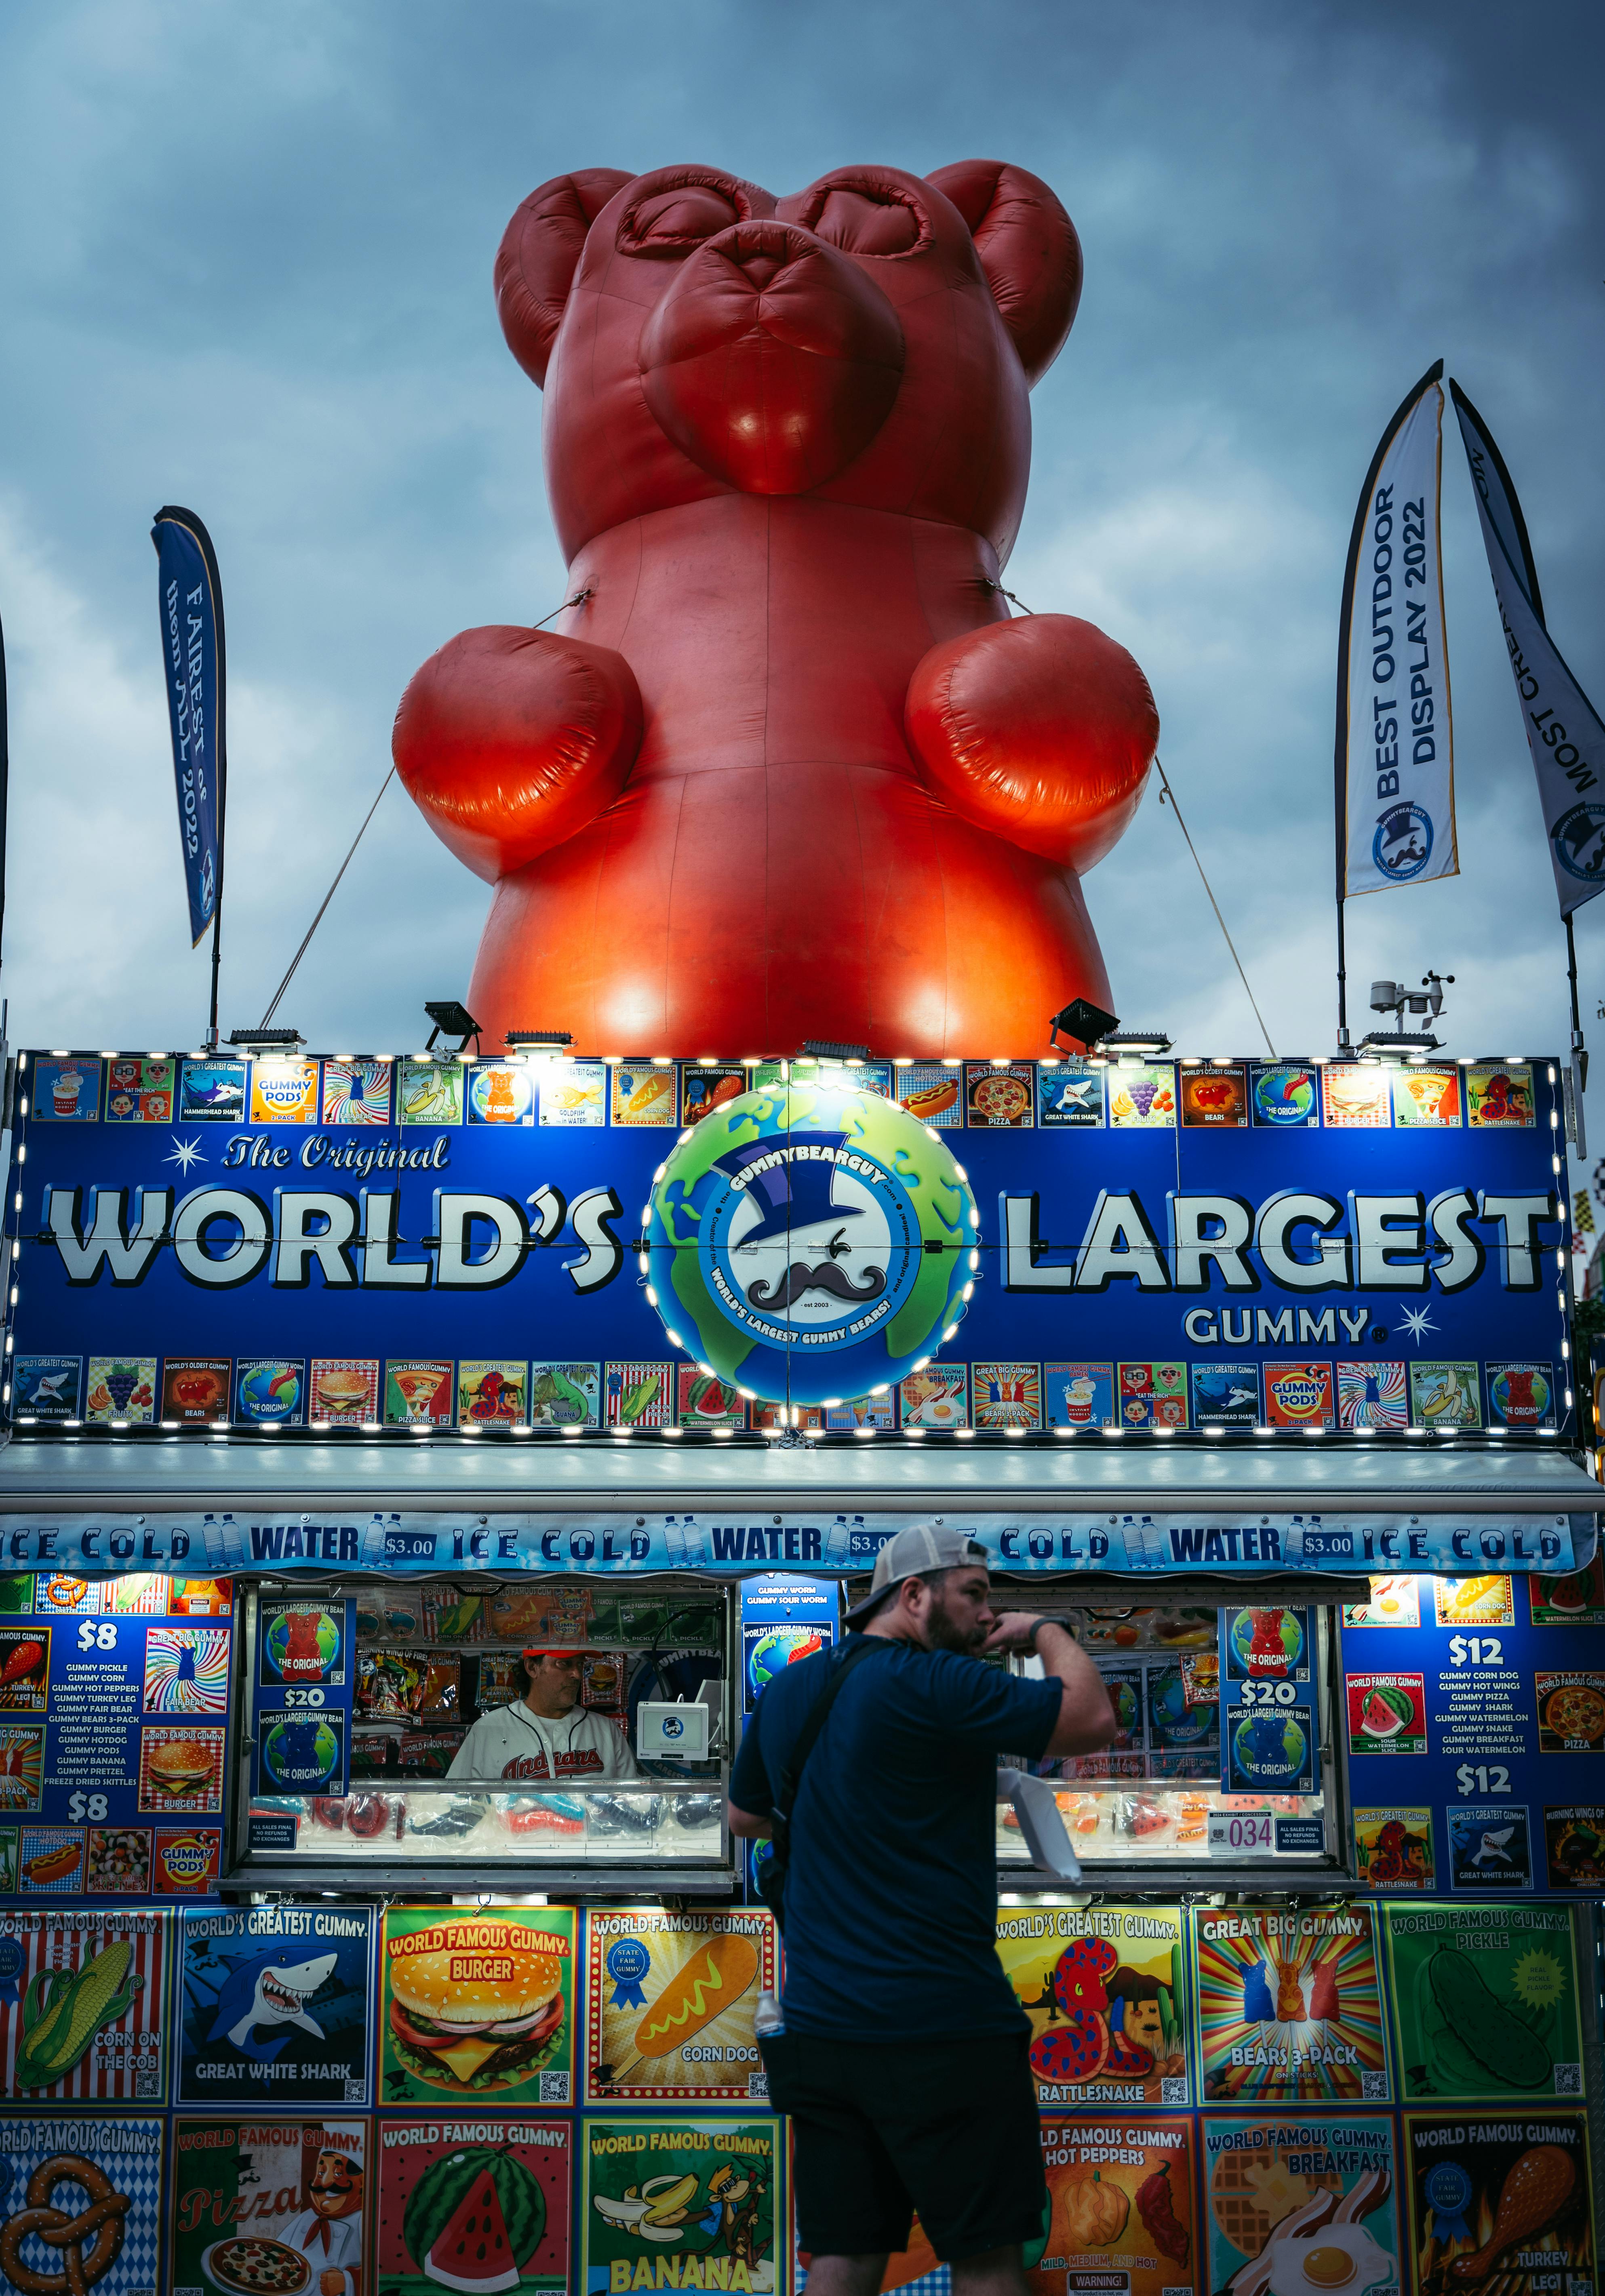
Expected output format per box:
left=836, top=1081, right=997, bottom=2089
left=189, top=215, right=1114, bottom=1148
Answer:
left=749, top=1627, right=824, bottom=1696
left=263, top=1715, right=340, bottom=1788
left=1232, top=1710, right=1308, bottom=1785
left=240, top=1362, right=301, bottom=1422
left=1252, top=1064, right=1314, bottom=1126
left=266, top=1608, right=339, bottom=1680
left=646, top=1082, right=976, bottom=1406
left=1229, top=1608, right=1305, bottom=1677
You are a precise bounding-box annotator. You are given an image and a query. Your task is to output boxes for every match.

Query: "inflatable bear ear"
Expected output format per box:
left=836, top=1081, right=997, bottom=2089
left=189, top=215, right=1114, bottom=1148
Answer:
left=926, top=160, right=1083, bottom=387
left=495, top=168, right=634, bottom=387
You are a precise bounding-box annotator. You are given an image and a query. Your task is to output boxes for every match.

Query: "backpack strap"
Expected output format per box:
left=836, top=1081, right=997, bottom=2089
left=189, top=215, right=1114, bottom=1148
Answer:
left=757, top=1635, right=880, bottom=1924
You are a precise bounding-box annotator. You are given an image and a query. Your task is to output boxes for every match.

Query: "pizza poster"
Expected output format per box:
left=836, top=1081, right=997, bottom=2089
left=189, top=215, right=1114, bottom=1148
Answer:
left=170, top=2116, right=367, bottom=2296
left=994, top=1902, right=1190, bottom=2107
left=0, top=1908, right=169, bottom=2102
left=376, top=2115, right=571, bottom=2296
left=1192, top=1902, right=1392, bottom=2104
left=1028, top=2116, right=1196, bottom=2296
left=1201, top=2115, right=1401, bottom=2296
left=177, top=1904, right=377, bottom=2107
left=0, top=2114, right=165, bottom=2296
left=584, top=1907, right=776, bottom=2103
left=1403, top=2110, right=1594, bottom=2296
left=1381, top=1901, right=1583, bottom=2103
left=581, top=2117, right=783, bottom=2296
left=380, top=1907, right=575, bottom=2108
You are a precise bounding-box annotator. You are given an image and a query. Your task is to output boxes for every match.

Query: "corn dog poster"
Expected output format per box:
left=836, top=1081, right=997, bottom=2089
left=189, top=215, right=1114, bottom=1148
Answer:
left=582, top=2118, right=782, bottom=2295
left=1028, top=2117, right=1196, bottom=2296
left=1201, top=2116, right=1401, bottom=2296
left=584, top=1908, right=775, bottom=2103
left=376, top=2115, right=571, bottom=2296
left=0, top=2113, right=166, bottom=2296
left=1381, top=1902, right=1584, bottom=2103
left=1403, top=2110, right=1594, bottom=2296
left=380, top=1906, right=575, bottom=2107
left=0, top=1907, right=169, bottom=2103
left=1193, top=1903, right=1392, bottom=2105
left=995, top=1902, right=1190, bottom=2106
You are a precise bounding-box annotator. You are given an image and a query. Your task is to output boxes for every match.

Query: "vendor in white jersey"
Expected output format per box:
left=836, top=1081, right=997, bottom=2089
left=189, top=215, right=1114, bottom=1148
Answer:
left=448, top=1647, right=640, bottom=1783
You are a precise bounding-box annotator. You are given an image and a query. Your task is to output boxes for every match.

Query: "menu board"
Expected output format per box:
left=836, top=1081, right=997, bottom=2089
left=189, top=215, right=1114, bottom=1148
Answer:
left=1029, top=2116, right=1196, bottom=2296
left=1201, top=2115, right=1402, bottom=2296
left=0, top=1907, right=169, bottom=2103
left=995, top=1902, right=1190, bottom=2105
left=1220, top=1606, right=1317, bottom=1795
left=170, top=2116, right=369, bottom=2296
left=176, top=1902, right=377, bottom=2106
left=1403, top=2109, right=1594, bottom=2296
left=0, top=1572, right=233, bottom=1898
left=380, top=1906, right=575, bottom=2107
left=1382, top=1901, right=1584, bottom=2102
left=252, top=1596, right=355, bottom=1798
left=584, top=1907, right=775, bottom=2104
left=579, top=2116, right=783, bottom=2296
left=0, top=2113, right=166, bottom=2296
left=377, top=2114, right=572, bottom=2296
left=1192, top=1902, right=1392, bottom=2104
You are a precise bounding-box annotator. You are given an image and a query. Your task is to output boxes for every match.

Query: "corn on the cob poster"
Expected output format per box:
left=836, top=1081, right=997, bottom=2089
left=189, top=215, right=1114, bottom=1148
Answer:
left=1403, top=2111, right=1593, bottom=2296
left=1193, top=1903, right=1392, bottom=2105
left=376, top=2114, right=572, bottom=2296
left=582, top=2117, right=782, bottom=2295
left=994, top=1902, right=1190, bottom=2106
left=1201, top=2115, right=1401, bottom=2296
left=0, top=2113, right=165, bottom=2296
left=177, top=1904, right=376, bottom=2107
left=170, top=2116, right=367, bottom=2296
left=584, top=1909, right=776, bottom=2104
left=1382, top=1902, right=1583, bottom=2103
left=379, top=1907, right=575, bottom=2107
left=1028, top=2116, right=1196, bottom=2296
left=0, top=1908, right=169, bottom=2103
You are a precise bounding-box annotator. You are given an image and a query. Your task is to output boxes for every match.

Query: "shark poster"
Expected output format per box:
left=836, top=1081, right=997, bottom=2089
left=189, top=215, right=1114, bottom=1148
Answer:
left=176, top=1903, right=376, bottom=2107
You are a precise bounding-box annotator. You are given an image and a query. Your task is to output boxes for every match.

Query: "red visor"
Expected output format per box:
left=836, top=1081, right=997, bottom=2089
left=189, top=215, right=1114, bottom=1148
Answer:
left=521, top=1645, right=583, bottom=1660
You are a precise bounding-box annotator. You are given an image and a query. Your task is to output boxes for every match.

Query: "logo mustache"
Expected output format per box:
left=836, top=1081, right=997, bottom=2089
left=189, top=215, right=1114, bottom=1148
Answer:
left=746, top=1259, right=887, bottom=1310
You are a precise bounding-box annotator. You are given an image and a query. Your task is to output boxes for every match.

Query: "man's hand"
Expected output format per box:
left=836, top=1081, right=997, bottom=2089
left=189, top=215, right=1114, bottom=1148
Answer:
left=982, top=1612, right=1117, bottom=1758
left=981, top=1612, right=1053, bottom=1653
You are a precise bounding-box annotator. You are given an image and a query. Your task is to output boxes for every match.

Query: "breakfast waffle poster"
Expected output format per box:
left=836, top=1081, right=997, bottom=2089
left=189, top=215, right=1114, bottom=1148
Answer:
left=169, top=2116, right=367, bottom=2296
left=1381, top=1902, right=1584, bottom=2103
left=379, top=1906, right=575, bottom=2108
left=176, top=1904, right=376, bottom=2107
left=1028, top=2116, right=1196, bottom=2296
left=376, top=2114, right=572, bottom=2296
left=1403, top=2110, right=1593, bottom=2296
left=581, top=2117, right=783, bottom=2296
left=1201, top=2115, right=1401, bottom=2296
left=584, top=1907, right=776, bottom=2104
left=1192, top=1903, right=1392, bottom=2104
left=0, top=1908, right=169, bottom=2103
left=0, top=2114, right=165, bottom=2296
left=994, top=1902, right=1190, bottom=2106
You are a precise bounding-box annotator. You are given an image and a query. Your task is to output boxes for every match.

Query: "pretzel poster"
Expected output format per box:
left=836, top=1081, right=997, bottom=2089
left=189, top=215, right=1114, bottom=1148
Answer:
left=584, top=1907, right=776, bottom=2103
left=0, top=2114, right=165, bottom=2296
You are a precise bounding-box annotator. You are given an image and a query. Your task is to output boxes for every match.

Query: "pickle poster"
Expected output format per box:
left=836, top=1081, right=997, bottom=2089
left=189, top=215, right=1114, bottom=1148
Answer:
left=1028, top=2116, right=1196, bottom=2296
left=380, top=1907, right=575, bottom=2108
left=170, top=2115, right=368, bottom=2296
left=375, top=2115, right=572, bottom=2296
left=1382, top=1902, right=1584, bottom=2102
left=581, top=2117, right=783, bottom=2294
left=0, top=2114, right=165, bottom=2296
left=0, top=1907, right=169, bottom=2102
left=176, top=1904, right=376, bottom=2107
left=1403, top=2110, right=1594, bottom=2296
left=585, top=1908, right=775, bottom=2105
left=994, top=1902, right=1190, bottom=2106
left=1201, top=2116, right=1402, bottom=2296
left=1192, top=1903, right=1392, bottom=2104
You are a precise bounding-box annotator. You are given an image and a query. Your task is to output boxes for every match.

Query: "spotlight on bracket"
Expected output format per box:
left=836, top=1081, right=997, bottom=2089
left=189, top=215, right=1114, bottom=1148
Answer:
left=227, top=1027, right=305, bottom=1051
left=1048, top=998, right=1118, bottom=1056
left=423, top=1000, right=482, bottom=1054
left=505, top=1029, right=573, bottom=1054
left=800, top=1040, right=870, bottom=1063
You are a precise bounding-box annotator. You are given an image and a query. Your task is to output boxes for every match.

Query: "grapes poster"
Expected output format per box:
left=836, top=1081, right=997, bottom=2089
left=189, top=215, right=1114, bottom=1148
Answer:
left=581, top=2117, right=783, bottom=2295
left=1403, top=2111, right=1593, bottom=2296
left=583, top=1907, right=776, bottom=2104
left=994, top=1902, right=1191, bottom=2106
left=1201, top=2116, right=1401, bottom=2296
left=1192, top=1903, right=1392, bottom=2105
left=1381, top=1902, right=1583, bottom=2102
left=170, top=2116, right=367, bottom=2296
left=1028, top=2117, right=1196, bottom=2296
left=376, top=2115, right=571, bottom=2296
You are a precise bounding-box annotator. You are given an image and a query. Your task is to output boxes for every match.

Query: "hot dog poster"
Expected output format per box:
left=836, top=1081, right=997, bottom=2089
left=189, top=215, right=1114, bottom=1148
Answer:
left=379, top=1907, right=575, bottom=2108
left=0, top=1908, right=169, bottom=2104
left=584, top=1908, right=776, bottom=2103
left=170, top=2115, right=367, bottom=2296
left=1201, top=2116, right=1401, bottom=2296
left=0, top=2113, right=165, bottom=2296
left=1028, top=2116, right=1196, bottom=2296
left=581, top=2117, right=782, bottom=2296
left=177, top=1904, right=377, bottom=2108
left=1193, top=1904, right=1392, bottom=2105
left=1402, top=2110, right=1594, bottom=2296
left=376, top=2115, right=572, bottom=2296
left=994, top=1902, right=1191, bottom=2106
left=1381, top=1902, right=1584, bottom=2104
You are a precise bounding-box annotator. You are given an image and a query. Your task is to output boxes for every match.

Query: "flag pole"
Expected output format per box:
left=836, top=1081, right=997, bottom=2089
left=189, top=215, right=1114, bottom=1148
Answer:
left=1565, top=911, right=1587, bottom=1092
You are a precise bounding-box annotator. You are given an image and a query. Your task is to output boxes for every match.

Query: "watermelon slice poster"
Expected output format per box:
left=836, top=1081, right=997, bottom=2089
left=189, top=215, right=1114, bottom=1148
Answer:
left=994, top=1902, right=1190, bottom=2105
left=1192, top=1902, right=1393, bottom=2104
left=584, top=1907, right=776, bottom=2104
left=581, top=2117, right=783, bottom=2294
left=376, top=2115, right=571, bottom=2296
left=169, top=2115, right=367, bottom=2296
left=1346, top=1672, right=1427, bottom=1756
left=380, top=1907, right=575, bottom=2107
left=1381, top=1901, right=1584, bottom=2102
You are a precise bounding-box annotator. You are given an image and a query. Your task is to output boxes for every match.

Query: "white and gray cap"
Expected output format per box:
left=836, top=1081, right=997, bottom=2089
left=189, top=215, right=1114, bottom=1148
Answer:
left=844, top=1522, right=988, bottom=1627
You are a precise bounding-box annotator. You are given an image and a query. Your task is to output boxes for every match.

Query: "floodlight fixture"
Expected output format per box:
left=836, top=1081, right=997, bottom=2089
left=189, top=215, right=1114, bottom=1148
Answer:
left=228, top=1027, right=305, bottom=1051
left=424, top=1000, right=482, bottom=1054
left=1049, top=998, right=1117, bottom=1054
left=800, top=1039, right=871, bottom=1061
left=505, top=1029, right=573, bottom=1050
left=1102, top=1028, right=1171, bottom=1056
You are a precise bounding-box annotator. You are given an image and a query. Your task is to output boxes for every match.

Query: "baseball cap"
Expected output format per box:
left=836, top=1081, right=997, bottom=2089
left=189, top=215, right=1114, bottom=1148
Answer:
left=843, top=1522, right=989, bottom=1627
left=521, top=1645, right=584, bottom=1660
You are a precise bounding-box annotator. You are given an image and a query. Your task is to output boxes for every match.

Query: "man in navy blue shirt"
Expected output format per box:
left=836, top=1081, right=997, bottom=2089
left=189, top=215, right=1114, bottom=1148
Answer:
left=729, top=1523, right=1115, bottom=2296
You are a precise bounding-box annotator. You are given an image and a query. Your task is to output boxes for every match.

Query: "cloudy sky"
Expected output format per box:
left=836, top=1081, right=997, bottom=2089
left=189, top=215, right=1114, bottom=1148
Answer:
left=1, top=0, right=1601, bottom=1098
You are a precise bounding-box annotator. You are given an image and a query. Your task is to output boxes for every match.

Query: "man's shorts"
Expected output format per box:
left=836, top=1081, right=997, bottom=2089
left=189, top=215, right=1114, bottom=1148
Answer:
left=760, top=2027, right=1047, bottom=2262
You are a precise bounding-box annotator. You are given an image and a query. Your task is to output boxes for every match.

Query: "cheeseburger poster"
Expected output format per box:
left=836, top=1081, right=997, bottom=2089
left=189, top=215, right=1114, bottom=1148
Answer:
left=994, top=1902, right=1190, bottom=2107
left=581, top=2117, right=783, bottom=2296
left=169, top=2116, right=368, bottom=2296
left=1192, top=1902, right=1392, bottom=2104
left=584, top=1908, right=777, bottom=2104
left=0, top=1907, right=169, bottom=2104
left=380, top=1907, right=575, bottom=2108
left=376, top=2114, right=572, bottom=2296
left=176, top=1904, right=377, bottom=2107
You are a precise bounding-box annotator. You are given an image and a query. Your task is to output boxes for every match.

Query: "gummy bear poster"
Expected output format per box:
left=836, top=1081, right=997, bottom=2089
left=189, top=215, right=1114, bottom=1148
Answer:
left=994, top=1902, right=1191, bottom=2105
left=1201, top=2115, right=1401, bottom=2296
left=376, top=2114, right=571, bottom=2296
left=1192, top=1902, right=1392, bottom=2104
left=1382, top=1901, right=1584, bottom=2102
left=580, top=2116, right=782, bottom=2296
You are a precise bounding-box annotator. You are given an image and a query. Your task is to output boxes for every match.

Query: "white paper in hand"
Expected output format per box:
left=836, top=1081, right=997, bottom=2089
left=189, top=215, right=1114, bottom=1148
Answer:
left=997, top=1767, right=1081, bottom=1881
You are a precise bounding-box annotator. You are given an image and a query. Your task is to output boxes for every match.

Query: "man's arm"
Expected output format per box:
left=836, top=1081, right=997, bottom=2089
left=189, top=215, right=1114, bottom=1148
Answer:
left=985, top=1614, right=1116, bottom=1757
left=727, top=1801, right=772, bottom=1840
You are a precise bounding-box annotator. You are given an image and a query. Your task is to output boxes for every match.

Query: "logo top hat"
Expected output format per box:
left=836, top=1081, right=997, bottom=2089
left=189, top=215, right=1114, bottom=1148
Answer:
left=718, top=1136, right=868, bottom=1249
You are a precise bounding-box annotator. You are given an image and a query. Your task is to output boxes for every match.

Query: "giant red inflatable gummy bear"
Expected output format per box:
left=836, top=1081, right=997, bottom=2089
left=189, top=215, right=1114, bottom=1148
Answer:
left=394, top=161, right=1158, bottom=1054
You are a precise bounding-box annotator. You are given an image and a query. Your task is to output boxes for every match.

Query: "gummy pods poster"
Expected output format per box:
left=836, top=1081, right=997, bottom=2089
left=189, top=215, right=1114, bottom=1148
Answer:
left=376, top=2115, right=572, bottom=2296
left=176, top=1903, right=376, bottom=2106
left=1201, top=2116, right=1402, bottom=2296
left=1382, top=1902, right=1583, bottom=2102
left=580, top=2116, right=783, bottom=2295
left=1028, top=2117, right=1196, bottom=2296
left=1403, top=2110, right=1594, bottom=2296
left=0, top=1908, right=169, bottom=2102
left=380, top=1907, right=575, bottom=2108
left=0, top=2114, right=166, bottom=2296
left=170, top=2117, right=368, bottom=2296
left=1193, top=1904, right=1392, bottom=2104
left=994, top=1903, right=1191, bottom=2106
left=584, top=1908, right=776, bottom=2104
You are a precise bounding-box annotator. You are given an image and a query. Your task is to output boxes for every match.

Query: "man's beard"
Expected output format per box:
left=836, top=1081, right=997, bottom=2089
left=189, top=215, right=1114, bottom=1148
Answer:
left=925, top=1588, right=986, bottom=1654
